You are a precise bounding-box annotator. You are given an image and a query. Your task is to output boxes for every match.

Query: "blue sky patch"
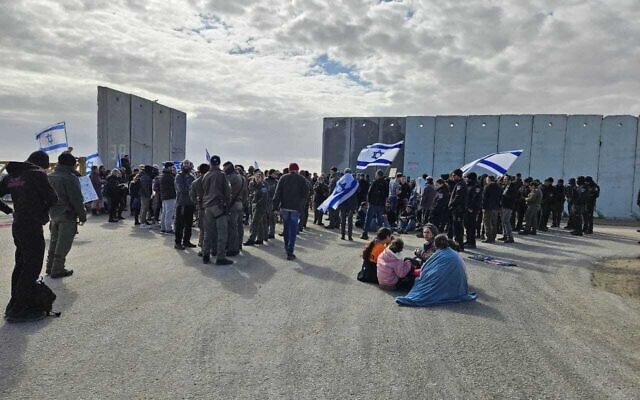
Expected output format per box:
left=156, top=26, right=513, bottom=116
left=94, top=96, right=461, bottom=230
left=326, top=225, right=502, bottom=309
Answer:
left=311, top=54, right=371, bottom=88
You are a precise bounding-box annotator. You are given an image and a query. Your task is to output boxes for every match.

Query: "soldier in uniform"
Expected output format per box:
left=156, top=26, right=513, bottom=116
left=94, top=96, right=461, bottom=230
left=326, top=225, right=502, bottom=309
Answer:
left=551, top=178, right=565, bottom=228
left=201, top=155, right=233, bottom=265
left=447, top=169, right=467, bottom=251
left=190, top=163, right=210, bottom=249
left=583, top=176, right=599, bottom=234
left=571, top=176, right=588, bottom=236
left=46, top=152, right=87, bottom=278
left=298, top=170, right=312, bottom=232
left=265, top=169, right=279, bottom=239
left=224, top=162, right=247, bottom=256
left=564, top=178, right=577, bottom=229
left=519, top=180, right=541, bottom=235
left=538, top=177, right=554, bottom=232
left=463, top=172, right=481, bottom=249
left=243, top=171, right=269, bottom=245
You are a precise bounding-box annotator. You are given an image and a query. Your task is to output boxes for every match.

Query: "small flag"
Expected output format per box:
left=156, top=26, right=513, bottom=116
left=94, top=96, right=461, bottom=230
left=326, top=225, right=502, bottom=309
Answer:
left=85, top=152, right=103, bottom=175
left=317, top=173, right=359, bottom=213
left=356, top=141, right=403, bottom=169
left=206, top=148, right=211, bottom=162
left=36, top=122, right=68, bottom=153
left=115, top=150, right=121, bottom=168
left=173, top=160, right=183, bottom=170
left=253, top=161, right=259, bottom=170
left=461, top=150, right=523, bottom=176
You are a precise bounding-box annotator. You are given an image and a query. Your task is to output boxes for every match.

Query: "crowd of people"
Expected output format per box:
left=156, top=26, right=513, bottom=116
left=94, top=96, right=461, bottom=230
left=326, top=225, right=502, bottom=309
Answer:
left=0, top=148, right=604, bottom=322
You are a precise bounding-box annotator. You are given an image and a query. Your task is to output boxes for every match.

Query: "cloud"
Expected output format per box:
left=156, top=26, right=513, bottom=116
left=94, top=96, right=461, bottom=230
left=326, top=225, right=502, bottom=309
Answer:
left=1, top=0, right=639, bottom=171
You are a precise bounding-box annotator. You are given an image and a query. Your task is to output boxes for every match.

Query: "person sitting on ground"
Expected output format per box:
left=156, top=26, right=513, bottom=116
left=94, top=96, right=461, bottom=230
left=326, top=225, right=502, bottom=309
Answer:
left=357, top=227, right=392, bottom=284
left=398, top=204, right=417, bottom=234
left=414, top=223, right=439, bottom=263
left=376, top=238, right=415, bottom=291
left=395, top=234, right=477, bottom=307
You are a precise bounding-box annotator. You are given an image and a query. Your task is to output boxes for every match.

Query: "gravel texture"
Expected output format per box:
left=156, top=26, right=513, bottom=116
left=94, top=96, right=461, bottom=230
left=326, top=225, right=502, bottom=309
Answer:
left=1, top=214, right=639, bottom=399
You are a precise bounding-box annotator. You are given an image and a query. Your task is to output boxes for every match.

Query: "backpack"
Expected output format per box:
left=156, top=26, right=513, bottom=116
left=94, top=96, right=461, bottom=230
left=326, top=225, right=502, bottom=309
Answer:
left=357, top=259, right=379, bottom=284
left=33, top=278, right=60, bottom=317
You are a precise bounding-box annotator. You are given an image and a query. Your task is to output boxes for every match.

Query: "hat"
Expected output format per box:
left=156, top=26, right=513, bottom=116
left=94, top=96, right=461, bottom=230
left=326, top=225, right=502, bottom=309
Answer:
left=423, top=223, right=439, bottom=236
left=344, top=168, right=352, bottom=174
left=396, top=172, right=403, bottom=178
left=163, top=161, right=174, bottom=168
left=210, top=155, right=221, bottom=165
left=376, top=169, right=384, bottom=177
left=289, top=163, right=300, bottom=172
left=452, top=169, right=463, bottom=177
left=26, top=151, right=50, bottom=169
left=58, top=152, right=76, bottom=167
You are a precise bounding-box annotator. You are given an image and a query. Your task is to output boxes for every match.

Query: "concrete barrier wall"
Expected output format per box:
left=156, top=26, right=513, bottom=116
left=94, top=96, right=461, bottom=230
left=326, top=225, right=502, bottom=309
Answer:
left=152, top=103, right=171, bottom=164
left=97, top=87, right=130, bottom=169
left=530, top=115, right=567, bottom=180
left=404, top=116, right=435, bottom=178
left=130, top=95, right=153, bottom=166
left=322, top=114, right=640, bottom=218
left=598, top=115, right=638, bottom=218
left=170, top=109, right=187, bottom=162
left=465, top=115, right=499, bottom=164
left=434, top=116, right=467, bottom=177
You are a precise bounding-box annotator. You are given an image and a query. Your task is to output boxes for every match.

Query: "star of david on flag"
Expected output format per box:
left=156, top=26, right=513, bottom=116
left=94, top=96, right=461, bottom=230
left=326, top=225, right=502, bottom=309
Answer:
left=85, top=152, right=103, bottom=175
left=356, top=141, right=404, bottom=169
left=317, top=172, right=359, bottom=213
left=36, top=122, right=68, bottom=153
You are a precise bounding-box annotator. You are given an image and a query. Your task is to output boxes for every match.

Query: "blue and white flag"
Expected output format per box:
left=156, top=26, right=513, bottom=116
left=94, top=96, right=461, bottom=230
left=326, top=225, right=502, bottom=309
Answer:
left=173, top=160, right=183, bottom=170
left=115, top=150, right=122, bottom=168
left=317, top=173, right=359, bottom=213
left=36, top=122, right=67, bottom=153
left=206, top=148, right=211, bottom=162
left=461, top=150, right=523, bottom=176
left=85, top=152, right=103, bottom=175
left=356, top=141, right=403, bottom=169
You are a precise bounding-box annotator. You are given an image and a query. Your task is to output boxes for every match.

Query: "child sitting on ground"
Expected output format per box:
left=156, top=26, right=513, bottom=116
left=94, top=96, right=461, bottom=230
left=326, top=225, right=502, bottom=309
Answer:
left=376, top=238, right=416, bottom=291
left=357, top=227, right=393, bottom=284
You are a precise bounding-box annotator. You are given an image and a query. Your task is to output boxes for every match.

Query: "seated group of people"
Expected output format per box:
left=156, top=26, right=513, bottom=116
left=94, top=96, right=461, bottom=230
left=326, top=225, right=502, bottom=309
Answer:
left=357, top=224, right=477, bottom=307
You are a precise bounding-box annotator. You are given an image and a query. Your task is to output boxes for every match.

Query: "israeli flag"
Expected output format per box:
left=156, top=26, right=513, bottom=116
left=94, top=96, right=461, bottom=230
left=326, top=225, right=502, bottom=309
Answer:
left=356, top=141, right=403, bottom=169
left=317, top=173, right=359, bottom=213
left=461, top=150, right=523, bottom=176
left=85, top=152, right=103, bottom=175
left=115, top=150, right=122, bottom=168
left=206, top=148, right=211, bottom=162
left=36, top=122, right=67, bottom=153
left=173, top=160, right=183, bottom=170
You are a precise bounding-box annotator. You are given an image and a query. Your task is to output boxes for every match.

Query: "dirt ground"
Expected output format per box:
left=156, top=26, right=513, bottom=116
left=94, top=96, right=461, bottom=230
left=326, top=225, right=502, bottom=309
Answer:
left=592, top=257, right=640, bottom=299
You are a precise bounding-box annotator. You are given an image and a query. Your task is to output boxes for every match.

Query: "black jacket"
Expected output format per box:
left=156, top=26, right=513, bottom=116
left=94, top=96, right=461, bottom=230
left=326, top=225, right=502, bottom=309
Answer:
left=553, top=184, right=565, bottom=206
left=432, top=185, right=450, bottom=216
left=273, top=172, right=310, bottom=213
left=448, top=179, right=467, bottom=213
left=159, top=169, right=176, bottom=201
left=500, top=182, right=519, bottom=209
left=482, top=182, right=502, bottom=210
left=0, top=162, right=58, bottom=225
left=466, top=181, right=482, bottom=213
left=367, top=178, right=389, bottom=207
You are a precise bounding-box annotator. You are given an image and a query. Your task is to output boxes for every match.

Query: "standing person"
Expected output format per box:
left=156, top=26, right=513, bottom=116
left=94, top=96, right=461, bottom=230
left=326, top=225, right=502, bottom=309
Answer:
left=539, top=178, right=554, bottom=232
left=338, top=168, right=358, bottom=241
left=499, top=175, right=518, bottom=243
left=190, top=163, right=210, bottom=249
left=356, top=173, right=370, bottom=206
left=463, top=172, right=481, bottom=249
left=120, top=154, right=132, bottom=181
left=515, top=178, right=531, bottom=231
left=128, top=172, right=142, bottom=225
left=272, top=163, right=310, bottom=260
left=419, top=177, right=436, bottom=227
left=520, top=181, right=542, bottom=235
left=583, top=176, right=599, bottom=234
left=244, top=171, right=269, bottom=246
left=551, top=179, right=565, bottom=228
left=430, top=178, right=450, bottom=233
left=89, top=165, right=103, bottom=215
left=312, top=174, right=329, bottom=225
left=360, top=169, right=389, bottom=240
left=564, top=178, right=577, bottom=229
left=265, top=169, right=279, bottom=239
left=201, top=155, right=233, bottom=265
left=481, top=175, right=502, bottom=244
left=448, top=169, right=467, bottom=251
left=138, top=165, right=153, bottom=228
left=571, top=176, right=588, bottom=236
left=174, top=160, right=196, bottom=250
left=159, top=162, right=177, bottom=234
left=326, top=167, right=341, bottom=229
left=105, top=169, right=123, bottom=223
left=224, top=162, right=248, bottom=256
left=1, top=151, right=58, bottom=322
left=46, top=152, right=87, bottom=278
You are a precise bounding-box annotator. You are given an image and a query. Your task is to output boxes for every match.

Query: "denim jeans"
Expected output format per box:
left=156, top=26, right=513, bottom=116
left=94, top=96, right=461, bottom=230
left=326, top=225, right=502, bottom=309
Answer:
left=280, top=209, right=300, bottom=255
left=363, top=204, right=387, bottom=234
left=399, top=218, right=416, bottom=232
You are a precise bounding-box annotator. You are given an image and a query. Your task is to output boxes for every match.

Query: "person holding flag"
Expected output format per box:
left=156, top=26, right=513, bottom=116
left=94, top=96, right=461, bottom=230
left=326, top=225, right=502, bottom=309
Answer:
left=318, top=168, right=359, bottom=241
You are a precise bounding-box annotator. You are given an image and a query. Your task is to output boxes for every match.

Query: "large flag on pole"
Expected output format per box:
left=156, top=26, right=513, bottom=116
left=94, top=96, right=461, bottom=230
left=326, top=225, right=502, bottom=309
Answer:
left=461, top=150, right=523, bottom=176
left=36, top=122, right=68, bottom=153
left=356, top=141, right=403, bottom=169
left=317, top=173, right=359, bottom=213
left=85, top=152, right=103, bottom=175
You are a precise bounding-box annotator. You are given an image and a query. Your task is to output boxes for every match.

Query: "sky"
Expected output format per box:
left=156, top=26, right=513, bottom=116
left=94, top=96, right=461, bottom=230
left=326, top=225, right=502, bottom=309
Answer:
left=1, top=0, right=639, bottom=171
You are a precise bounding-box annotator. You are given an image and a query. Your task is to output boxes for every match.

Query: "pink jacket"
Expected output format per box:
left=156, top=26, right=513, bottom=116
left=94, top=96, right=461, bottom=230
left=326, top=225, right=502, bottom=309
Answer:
left=376, top=248, right=413, bottom=287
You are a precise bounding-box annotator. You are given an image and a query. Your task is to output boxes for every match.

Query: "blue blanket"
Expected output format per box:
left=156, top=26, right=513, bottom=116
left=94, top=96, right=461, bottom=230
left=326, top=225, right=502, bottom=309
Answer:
left=395, top=247, right=477, bottom=307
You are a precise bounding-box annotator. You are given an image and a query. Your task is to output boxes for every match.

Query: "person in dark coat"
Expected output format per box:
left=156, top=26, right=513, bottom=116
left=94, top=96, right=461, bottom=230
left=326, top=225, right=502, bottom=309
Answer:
left=571, top=176, right=588, bottom=236
left=272, top=163, right=310, bottom=260
left=312, top=174, right=329, bottom=225
left=463, top=172, right=481, bottom=249
left=338, top=169, right=358, bottom=241
left=551, top=179, right=565, bottom=228
left=539, top=177, right=554, bottom=231
left=174, top=160, right=196, bottom=249
left=1, top=151, right=58, bottom=322
left=448, top=169, right=467, bottom=251
left=500, top=175, right=518, bottom=243
left=360, top=169, right=390, bottom=240
left=481, top=175, right=502, bottom=243
left=159, top=162, right=177, bottom=233
left=105, top=169, right=123, bottom=223
left=430, top=178, right=450, bottom=233
left=583, top=176, right=599, bottom=234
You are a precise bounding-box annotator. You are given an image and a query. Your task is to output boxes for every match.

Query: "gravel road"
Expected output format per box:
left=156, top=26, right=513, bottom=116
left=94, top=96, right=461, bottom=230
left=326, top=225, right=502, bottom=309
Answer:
left=0, top=214, right=639, bottom=399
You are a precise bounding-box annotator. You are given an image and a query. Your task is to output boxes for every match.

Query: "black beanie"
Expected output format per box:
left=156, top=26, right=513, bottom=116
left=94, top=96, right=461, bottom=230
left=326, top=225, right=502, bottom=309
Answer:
left=58, top=152, right=76, bottom=167
left=26, top=151, right=50, bottom=169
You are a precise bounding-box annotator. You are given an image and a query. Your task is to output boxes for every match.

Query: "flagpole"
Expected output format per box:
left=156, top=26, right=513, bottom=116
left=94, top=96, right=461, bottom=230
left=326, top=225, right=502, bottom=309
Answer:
left=63, top=121, right=69, bottom=150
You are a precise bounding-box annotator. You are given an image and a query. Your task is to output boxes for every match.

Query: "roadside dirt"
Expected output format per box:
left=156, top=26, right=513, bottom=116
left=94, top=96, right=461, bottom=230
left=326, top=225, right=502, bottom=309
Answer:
left=592, top=257, right=640, bottom=299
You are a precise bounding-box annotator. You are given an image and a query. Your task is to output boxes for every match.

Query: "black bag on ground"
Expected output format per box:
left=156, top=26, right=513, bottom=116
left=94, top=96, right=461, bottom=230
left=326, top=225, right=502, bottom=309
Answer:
left=357, top=260, right=379, bottom=284
left=33, top=278, right=60, bottom=316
